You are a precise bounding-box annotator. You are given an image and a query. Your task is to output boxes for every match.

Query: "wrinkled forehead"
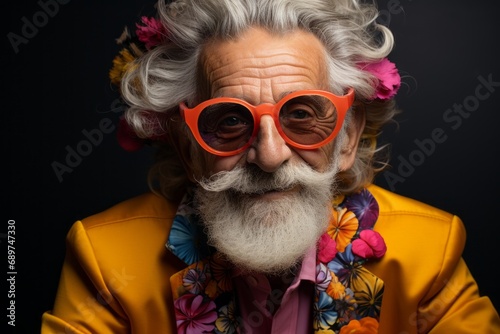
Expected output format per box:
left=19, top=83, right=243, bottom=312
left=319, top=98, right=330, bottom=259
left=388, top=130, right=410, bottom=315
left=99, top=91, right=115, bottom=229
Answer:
left=198, top=27, right=329, bottom=102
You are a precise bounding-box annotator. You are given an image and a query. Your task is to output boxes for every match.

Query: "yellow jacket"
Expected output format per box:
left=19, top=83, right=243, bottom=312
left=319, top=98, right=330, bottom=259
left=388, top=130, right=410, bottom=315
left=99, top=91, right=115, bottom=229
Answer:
left=41, top=184, right=500, bottom=333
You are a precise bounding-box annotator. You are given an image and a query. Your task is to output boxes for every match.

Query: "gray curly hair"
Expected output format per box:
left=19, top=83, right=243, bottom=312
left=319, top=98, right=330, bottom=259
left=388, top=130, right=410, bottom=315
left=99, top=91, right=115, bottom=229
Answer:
left=120, top=0, right=399, bottom=200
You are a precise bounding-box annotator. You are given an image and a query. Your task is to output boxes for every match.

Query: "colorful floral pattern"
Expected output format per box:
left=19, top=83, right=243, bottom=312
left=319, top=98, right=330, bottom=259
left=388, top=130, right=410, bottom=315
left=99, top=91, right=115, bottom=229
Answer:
left=339, top=316, right=379, bottom=334
left=327, top=208, right=358, bottom=252
left=174, top=294, right=218, bottom=334
left=166, top=188, right=386, bottom=333
left=166, top=212, right=210, bottom=265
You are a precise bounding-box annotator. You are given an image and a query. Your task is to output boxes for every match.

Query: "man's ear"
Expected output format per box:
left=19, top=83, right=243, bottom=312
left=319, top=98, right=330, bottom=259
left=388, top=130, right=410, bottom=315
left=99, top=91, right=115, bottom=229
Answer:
left=339, top=104, right=366, bottom=171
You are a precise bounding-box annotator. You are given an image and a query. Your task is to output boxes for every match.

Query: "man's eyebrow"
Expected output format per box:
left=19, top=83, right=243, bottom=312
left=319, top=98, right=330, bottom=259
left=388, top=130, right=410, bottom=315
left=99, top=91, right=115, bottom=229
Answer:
left=211, top=90, right=315, bottom=103
left=277, top=89, right=322, bottom=101
left=278, top=91, right=294, bottom=100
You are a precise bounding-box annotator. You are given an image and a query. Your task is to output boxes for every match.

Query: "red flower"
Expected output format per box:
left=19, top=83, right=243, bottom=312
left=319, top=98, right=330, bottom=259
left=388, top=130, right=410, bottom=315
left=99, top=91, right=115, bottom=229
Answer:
left=116, top=117, right=144, bottom=151
left=116, top=113, right=169, bottom=151
left=135, top=16, right=167, bottom=50
left=351, top=230, right=387, bottom=259
left=318, top=233, right=338, bottom=263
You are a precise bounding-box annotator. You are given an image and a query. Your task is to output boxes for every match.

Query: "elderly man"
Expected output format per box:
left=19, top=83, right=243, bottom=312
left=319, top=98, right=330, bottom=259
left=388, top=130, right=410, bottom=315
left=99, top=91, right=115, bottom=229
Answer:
left=42, top=0, right=500, bottom=333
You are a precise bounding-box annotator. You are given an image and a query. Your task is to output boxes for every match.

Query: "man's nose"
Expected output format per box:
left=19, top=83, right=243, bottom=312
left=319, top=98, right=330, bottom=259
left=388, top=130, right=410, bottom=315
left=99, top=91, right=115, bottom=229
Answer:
left=246, top=115, right=293, bottom=172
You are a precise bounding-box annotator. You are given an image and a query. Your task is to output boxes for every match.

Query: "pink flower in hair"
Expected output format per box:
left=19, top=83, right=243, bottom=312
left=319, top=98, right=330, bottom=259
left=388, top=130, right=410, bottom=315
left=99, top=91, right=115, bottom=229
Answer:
left=135, top=16, right=167, bottom=50
left=351, top=229, right=387, bottom=259
left=360, top=58, right=401, bottom=100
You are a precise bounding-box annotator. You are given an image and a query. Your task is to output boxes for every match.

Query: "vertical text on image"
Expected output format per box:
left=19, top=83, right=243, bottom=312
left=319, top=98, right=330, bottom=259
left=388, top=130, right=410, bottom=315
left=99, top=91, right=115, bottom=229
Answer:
left=7, top=220, right=17, bottom=327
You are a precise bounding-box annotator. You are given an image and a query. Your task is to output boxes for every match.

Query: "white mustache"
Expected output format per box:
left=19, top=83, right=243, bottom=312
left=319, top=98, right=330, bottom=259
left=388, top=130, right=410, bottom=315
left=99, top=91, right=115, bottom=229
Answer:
left=197, top=162, right=338, bottom=194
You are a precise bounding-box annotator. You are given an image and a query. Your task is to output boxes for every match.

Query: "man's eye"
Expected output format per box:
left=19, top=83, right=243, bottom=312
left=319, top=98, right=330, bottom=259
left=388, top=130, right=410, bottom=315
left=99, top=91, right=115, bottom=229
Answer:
left=221, top=116, right=248, bottom=127
left=282, top=105, right=314, bottom=120
left=290, top=109, right=310, bottom=119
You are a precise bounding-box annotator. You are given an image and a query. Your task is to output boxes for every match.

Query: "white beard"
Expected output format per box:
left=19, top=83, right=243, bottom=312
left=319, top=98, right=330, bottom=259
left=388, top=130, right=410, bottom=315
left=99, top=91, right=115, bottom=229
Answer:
left=194, top=160, right=341, bottom=275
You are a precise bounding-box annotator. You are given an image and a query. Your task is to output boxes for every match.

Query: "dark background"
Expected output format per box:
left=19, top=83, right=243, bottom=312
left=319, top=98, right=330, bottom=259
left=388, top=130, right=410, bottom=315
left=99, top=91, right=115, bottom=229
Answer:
left=5, top=1, right=499, bottom=333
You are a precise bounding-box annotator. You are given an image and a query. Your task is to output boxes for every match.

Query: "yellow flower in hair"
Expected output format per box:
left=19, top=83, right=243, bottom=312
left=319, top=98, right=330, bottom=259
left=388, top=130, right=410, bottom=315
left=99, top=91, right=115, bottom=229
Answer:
left=109, top=48, right=137, bottom=87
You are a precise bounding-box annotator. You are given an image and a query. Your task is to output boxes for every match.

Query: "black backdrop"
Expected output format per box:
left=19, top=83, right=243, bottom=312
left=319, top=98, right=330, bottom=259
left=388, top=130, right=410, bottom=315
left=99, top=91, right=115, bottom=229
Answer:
left=5, top=1, right=500, bottom=333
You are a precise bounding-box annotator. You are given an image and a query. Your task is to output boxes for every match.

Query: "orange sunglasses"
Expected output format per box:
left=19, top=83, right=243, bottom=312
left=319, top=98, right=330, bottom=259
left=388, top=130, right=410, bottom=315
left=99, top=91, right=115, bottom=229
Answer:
left=180, top=88, right=355, bottom=157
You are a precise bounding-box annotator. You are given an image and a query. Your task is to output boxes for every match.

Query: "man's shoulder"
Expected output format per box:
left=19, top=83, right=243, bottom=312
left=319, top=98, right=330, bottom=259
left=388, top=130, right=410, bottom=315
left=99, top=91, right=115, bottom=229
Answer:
left=64, top=192, right=183, bottom=266
left=79, top=192, right=180, bottom=231
left=367, top=184, right=466, bottom=254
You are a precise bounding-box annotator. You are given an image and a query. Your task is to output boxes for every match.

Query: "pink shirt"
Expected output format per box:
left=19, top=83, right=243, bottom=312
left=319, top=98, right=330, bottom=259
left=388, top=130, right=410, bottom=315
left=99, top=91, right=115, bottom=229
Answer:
left=233, top=246, right=317, bottom=333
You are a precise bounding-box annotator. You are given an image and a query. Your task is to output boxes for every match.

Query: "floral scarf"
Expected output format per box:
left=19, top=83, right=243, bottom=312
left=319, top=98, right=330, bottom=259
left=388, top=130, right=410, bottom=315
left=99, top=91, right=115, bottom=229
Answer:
left=166, top=188, right=386, bottom=334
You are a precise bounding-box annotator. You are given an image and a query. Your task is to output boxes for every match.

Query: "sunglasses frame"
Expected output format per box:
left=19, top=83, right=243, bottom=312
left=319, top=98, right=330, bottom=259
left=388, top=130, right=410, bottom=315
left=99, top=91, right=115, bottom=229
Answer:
left=179, top=88, right=355, bottom=156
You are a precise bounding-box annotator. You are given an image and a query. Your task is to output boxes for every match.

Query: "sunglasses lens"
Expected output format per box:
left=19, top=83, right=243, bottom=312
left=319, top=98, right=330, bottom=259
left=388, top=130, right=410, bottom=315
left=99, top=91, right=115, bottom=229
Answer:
left=198, top=102, right=254, bottom=152
left=279, top=94, right=337, bottom=145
